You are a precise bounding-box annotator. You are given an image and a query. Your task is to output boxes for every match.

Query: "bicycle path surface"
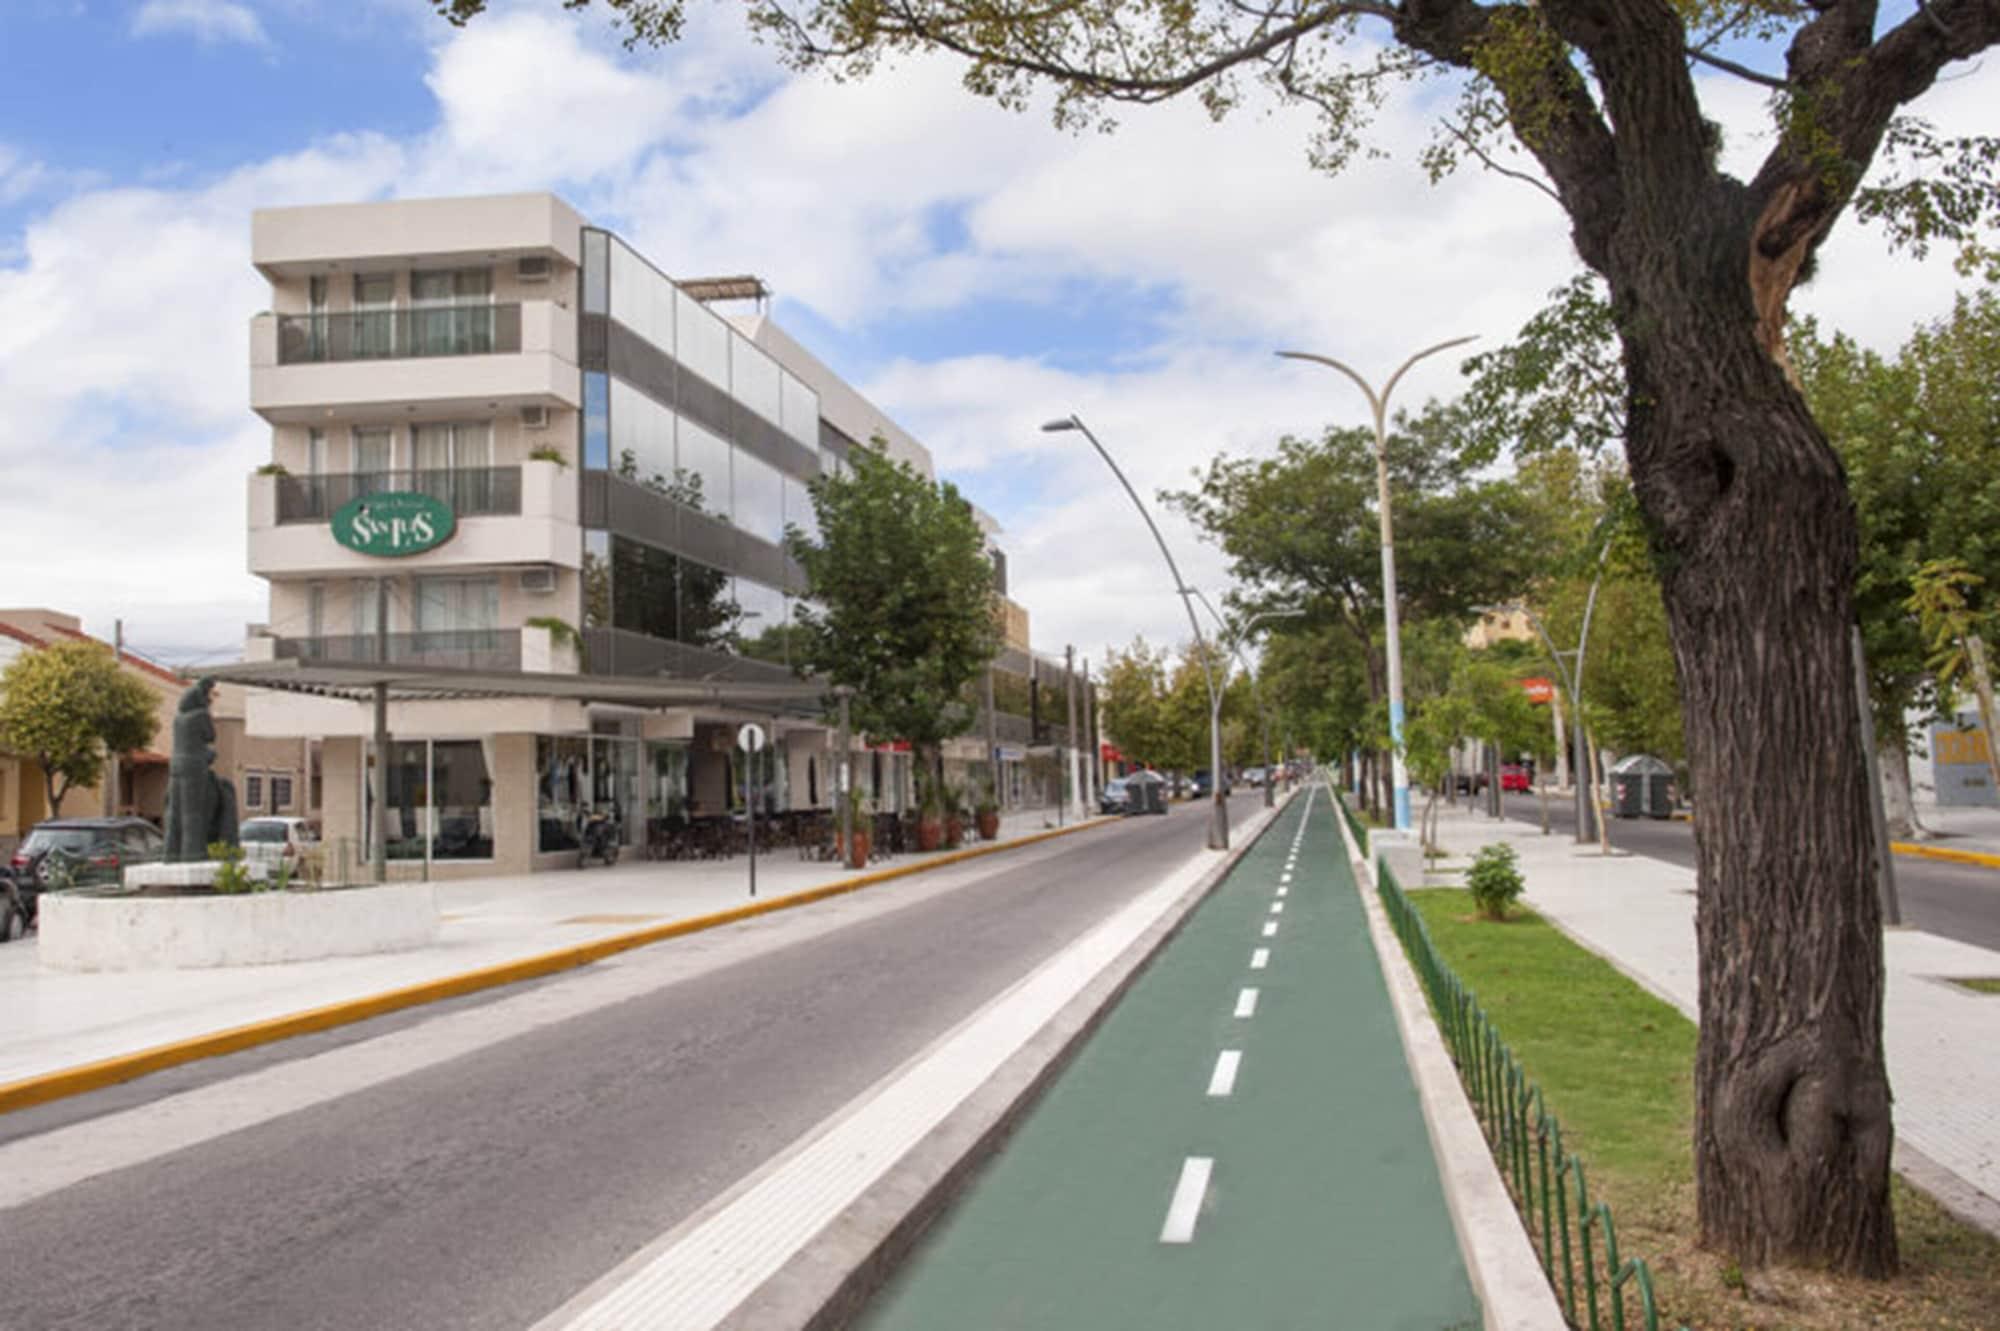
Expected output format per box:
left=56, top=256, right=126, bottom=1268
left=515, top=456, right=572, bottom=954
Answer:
left=855, top=787, right=1481, bottom=1331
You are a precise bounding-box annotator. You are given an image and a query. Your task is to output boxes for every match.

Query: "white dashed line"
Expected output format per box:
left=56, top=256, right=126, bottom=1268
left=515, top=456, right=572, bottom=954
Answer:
left=1207, top=1050, right=1243, bottom=1097
left=1234, top=987, right=1260, bottom=1018
left=1280, top=873, right=1293, bottom=884
left=1160, top=1157, right=1214, bottom=1243
left=1269, top=901, right=1284, bottom=915
left=1262, top=922, right=1278, bottom=937
left=1250, top=947, right=1270, bottom=970
left=1276, top=887, right=1287, bottom=898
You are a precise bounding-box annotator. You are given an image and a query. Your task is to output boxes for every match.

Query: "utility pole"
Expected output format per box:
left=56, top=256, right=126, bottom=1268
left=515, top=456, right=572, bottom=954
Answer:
left=106, top=618, right=124, bottom=817
left=1065, top=644, right=1080, bottom=822
left=836, top=688, right=852, bottom=864
left=1083, top=656, right=1097, bottom=813
left=984, top=666, right=1000, bottom=808
left=372, top=581, right=389, bottom=883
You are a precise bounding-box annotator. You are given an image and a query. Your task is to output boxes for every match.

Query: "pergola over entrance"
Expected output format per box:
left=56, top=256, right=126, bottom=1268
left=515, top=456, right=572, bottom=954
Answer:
left=201, top=659, right=846, bottom=882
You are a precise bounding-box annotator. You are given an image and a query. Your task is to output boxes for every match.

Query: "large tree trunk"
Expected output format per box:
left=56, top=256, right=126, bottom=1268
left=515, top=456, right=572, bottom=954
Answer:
left=1619, top=262, right=1897, bottom=1274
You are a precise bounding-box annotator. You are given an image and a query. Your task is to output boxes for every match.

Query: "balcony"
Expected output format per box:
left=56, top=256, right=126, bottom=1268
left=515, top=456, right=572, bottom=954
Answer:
left=276, top=468, right=523, bottom=524
left=275, top=630, right=522, bottom=673
left=250, top=300, right=579, bottom=422
left=275, top=305, right=522, bottom=365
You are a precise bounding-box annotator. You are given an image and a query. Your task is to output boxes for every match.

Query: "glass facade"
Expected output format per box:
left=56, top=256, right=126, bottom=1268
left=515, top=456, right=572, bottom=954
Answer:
left=363, top=738, right=494, bottom=862
left=579, top=225, right=826, bottom=674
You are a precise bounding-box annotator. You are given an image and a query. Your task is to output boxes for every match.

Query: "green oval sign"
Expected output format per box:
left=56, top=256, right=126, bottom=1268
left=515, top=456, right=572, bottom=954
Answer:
left=332, top=491, right=456, bottom=557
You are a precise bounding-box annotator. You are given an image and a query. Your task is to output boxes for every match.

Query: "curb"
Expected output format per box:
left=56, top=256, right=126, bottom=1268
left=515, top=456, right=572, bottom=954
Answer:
left=715, top=795, right=1294, bottom=1331
left=1891, top=840, right=2000, bottom=871
left=0, top=816, right=1119, bottom=1117
left=1332, top=783, right=1567, bottom=1331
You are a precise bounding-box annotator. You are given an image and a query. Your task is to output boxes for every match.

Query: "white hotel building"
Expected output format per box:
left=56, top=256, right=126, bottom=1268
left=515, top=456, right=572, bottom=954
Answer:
left=223, top=192, right=1062, bottom=878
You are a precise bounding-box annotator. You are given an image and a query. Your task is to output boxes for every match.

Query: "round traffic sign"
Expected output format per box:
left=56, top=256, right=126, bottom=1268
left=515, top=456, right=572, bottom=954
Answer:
left=738, top=722, right=767, bottom=752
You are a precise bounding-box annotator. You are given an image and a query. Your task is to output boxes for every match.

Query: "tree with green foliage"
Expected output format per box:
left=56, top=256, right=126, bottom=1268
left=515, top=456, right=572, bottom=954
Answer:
left=1907, top=558, right=2000, bottom=800
left=435, top=0, right=2000, bottom=1274
left=0, top=640, right=158, bottom=818
left=786, top=442, right=999, bottom=787
left=1165, top=415, right=1554, bottom=812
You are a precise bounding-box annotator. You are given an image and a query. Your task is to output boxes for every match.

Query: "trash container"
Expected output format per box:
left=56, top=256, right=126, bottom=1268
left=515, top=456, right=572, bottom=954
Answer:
left=1126, top=770, right=1168, bottom=815
left=1608, top=754, right=1675, bottom=819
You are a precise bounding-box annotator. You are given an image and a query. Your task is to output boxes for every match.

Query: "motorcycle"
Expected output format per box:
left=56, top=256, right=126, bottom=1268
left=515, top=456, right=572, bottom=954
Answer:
left=577, top=807, right=621, bottom=868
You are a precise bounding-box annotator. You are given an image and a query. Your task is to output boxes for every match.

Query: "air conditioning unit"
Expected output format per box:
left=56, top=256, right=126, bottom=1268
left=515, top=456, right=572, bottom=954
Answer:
left=521, top=566, right=558, bottom=595
left=517, top=255, right=552, bottom=283
left=520, top=405, right=550, bottom=429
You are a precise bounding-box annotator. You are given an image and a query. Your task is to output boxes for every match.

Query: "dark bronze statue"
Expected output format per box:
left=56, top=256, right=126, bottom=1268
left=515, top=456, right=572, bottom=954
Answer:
left=163, top=677, right=238, bottom=861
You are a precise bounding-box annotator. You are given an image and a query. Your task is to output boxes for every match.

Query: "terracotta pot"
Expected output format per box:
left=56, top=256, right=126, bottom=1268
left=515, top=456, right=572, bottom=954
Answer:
left=976, top=811, right=1000, bottom=841
left=917, top=816, right=944, bottom=851
left=944, top=815, right=964, bottom=849
left=848, top=829, right=872, bottom=869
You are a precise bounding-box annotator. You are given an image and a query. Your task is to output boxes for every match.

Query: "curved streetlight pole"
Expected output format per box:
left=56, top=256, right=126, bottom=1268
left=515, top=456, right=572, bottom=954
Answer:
left=1277, top=336, right=1477, bottom=832
left=1190, top=590, right=1305, bottom=809
left=1043, top=414, right=1230, bottom=849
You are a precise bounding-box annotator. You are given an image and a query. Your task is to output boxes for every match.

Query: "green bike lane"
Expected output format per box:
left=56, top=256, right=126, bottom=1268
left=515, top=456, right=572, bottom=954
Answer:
left=855, top=788, right=1480, bottom=1331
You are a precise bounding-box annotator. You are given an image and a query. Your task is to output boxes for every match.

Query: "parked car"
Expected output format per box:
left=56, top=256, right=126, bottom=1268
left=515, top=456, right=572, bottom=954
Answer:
left=238, top=816, right=320, bottom=868
left=1500, top=764, right=1533, bottom=793
left=1099, top=777, right=1132, bottom=815
left=8, top=817, right=165, bottom=897
left=1191, top=770, right=1234, bottom=798
left=1452, top=770, right=1487, bottom=795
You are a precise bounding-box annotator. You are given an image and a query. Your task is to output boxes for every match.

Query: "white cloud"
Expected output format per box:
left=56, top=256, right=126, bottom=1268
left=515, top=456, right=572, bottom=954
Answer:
left=131, top=0, right=271, bottom=49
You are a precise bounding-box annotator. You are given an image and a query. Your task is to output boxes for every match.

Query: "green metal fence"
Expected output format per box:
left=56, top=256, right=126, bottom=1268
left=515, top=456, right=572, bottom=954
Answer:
left=1361, top=806, right=1684, bottom=1331
left=1334, top=781, right=1368, bottom=848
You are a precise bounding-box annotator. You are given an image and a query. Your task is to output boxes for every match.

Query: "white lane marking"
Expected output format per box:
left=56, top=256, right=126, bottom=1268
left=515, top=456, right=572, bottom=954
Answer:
left=1250, top=948, right=1270, bottom=970
left=1262, top=922, right=1278, bottom=937
left=1276, top=887, right=1287, bottom=898
left=544, top=822, right=1243, bottom=1331
left=1280, top=872, right=1293, bottom=884
left=1269, top=901, right=1284, bottom=914
left=1234, top=987, right=1260, bottom=1018
left=1207, top=1050, right=1243, bottom=1097
left=1160, top=1157, right=1215, bottom=1243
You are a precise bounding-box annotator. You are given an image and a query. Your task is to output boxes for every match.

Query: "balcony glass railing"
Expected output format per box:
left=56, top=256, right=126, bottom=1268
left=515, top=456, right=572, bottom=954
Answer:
left=275, top=304, right=523, bottom=364
left=275, top=467, right=522, bottom=524
left=276, top=630, right=521, bottom=672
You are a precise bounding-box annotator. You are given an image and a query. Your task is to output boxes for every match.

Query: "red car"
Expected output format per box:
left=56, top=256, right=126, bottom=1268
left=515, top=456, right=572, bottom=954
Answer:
left=1500, top=764, right=1533, bottom=793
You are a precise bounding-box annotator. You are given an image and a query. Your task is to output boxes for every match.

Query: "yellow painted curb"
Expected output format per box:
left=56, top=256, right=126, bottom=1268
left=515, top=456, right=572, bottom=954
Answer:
left=1891, top=841, right=2000, bottom=871
left=0, top=816, right=1118, bottom=1116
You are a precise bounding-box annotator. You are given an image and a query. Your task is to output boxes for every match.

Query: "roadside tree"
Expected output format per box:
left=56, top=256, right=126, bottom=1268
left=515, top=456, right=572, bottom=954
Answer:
left=0, top=639, right=157, bottom=818
left=787, top=441, right=1000, bottom=791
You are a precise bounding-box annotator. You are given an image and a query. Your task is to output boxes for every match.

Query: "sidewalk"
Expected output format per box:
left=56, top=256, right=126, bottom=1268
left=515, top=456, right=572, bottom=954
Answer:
left=852, top=789, right=1485, bottom=1331
left=1904, top=803, right=2000, bottom=865
left=0, top=807, right=1102, bottom=1098
left=1417, top=802, right=2000, bottom=1226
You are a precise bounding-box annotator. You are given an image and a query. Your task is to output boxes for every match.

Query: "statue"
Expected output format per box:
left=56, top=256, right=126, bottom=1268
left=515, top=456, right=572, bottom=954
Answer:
left=163, top=677, right=239, bottom=862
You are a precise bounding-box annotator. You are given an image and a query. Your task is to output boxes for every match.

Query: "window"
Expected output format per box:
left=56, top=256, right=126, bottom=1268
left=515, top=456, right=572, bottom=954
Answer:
left=413, top=421, right=493, bottom=509
left=734, top=449, right=784, bottom=545
left=305, top=582, right=326, bottom=640
left=353, top=427, right=393, bottom=489
left=611, top=537, right=680, bottom=643
left=583, top=372, right=610, bottom=470
left=306, top=428, right=325, bottom=477
left=411, top=268, right=494, bottom=355
left=270, top=774, right=294, bottom=811
left=676, top=417, right=732, bottom=521
left=244, top=772, right=266, bottom=812
left=583, top=230, right=609, bottom=315
left=675, top=287, right=730, bottom=389
left=729, top=332, right=783, bottom=428
left=413, top=576, right=498, bottom=635
left=353, top=274, right=396, bottom=357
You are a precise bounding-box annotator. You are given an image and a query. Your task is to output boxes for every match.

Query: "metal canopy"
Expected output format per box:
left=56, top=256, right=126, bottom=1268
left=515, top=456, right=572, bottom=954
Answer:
left=199, top=658, right=830, bottom=715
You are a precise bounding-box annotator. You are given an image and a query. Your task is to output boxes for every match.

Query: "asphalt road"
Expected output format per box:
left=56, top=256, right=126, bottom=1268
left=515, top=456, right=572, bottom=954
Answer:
left=1492, top=790, right=2000, bottom=952
left=0, top=795, right=1260, bottom=1331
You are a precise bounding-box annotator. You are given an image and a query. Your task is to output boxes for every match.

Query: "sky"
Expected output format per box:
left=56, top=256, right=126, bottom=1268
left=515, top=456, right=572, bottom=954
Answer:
left=0, top=0, right=1994, bottom=672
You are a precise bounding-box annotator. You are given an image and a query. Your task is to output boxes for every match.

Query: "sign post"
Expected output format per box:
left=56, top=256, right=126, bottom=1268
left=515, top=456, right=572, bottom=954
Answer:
left=739, top=723, right=766, bottom=898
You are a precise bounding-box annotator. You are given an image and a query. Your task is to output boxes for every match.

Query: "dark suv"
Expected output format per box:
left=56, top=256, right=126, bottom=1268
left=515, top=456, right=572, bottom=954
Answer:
left=9, top=817, right=165, bottom=903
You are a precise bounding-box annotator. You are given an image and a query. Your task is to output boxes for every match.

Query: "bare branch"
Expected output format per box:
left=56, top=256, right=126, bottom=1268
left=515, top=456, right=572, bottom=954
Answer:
left=1686, top=46, right=1790, bottom=91
left=1441, top=117, right=1562, bottom=202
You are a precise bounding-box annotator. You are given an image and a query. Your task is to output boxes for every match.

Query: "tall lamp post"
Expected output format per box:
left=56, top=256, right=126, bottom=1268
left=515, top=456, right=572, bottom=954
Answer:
left=1043, top=414, right=1230, bottom=849
left=1191, top=590, right=1304, bottom=809
left=1476, top=548, right=1611, bottom=846
left=1277, top=336, right=1476, bottom=833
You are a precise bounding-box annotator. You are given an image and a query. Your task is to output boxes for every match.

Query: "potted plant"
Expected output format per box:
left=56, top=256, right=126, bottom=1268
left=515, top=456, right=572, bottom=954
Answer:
left=915, top=776, right=945, bottom=851
left=975, top=783, right=1001, bottom=841
left=943, top=781, right=966, bottom=849
left=843, top=788, right=873, bottom=869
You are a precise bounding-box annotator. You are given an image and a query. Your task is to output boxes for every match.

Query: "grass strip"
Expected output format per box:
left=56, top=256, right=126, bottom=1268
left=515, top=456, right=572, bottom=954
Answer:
left=1408, top=887, right=2000, bottom=1331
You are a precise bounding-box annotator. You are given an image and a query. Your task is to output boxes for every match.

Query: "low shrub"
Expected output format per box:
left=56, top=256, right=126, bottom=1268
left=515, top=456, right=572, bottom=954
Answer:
left=1465, top=842, right=1525, bottom=921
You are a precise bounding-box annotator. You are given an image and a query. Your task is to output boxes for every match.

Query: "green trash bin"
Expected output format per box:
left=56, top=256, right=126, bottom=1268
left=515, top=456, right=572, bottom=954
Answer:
left=1609, top=754, right=1675, bottom=819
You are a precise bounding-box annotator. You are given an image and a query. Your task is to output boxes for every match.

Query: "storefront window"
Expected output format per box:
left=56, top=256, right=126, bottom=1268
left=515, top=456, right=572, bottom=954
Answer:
left=431, top=741, right=493, bottom=860
left=648, top=742, right=689, bottom=823
left=538, top=735, right=588, bottom=852
left=591, top=736, right=642, bottom=846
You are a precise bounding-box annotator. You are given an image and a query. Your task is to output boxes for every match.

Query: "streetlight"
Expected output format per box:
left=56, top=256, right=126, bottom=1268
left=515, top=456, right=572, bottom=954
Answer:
left=1476, top=539, right=1612, bottom=847
left=1042, top=414, right=1231, bottom=850
left=1277, top=336, right=1477, bottom=833
left=1190, top=590, right=1305, bottom=809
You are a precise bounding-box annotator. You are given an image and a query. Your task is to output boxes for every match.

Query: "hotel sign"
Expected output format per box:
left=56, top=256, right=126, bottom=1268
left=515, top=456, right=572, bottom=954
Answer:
left=332, top=492, right=456, bottom=557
